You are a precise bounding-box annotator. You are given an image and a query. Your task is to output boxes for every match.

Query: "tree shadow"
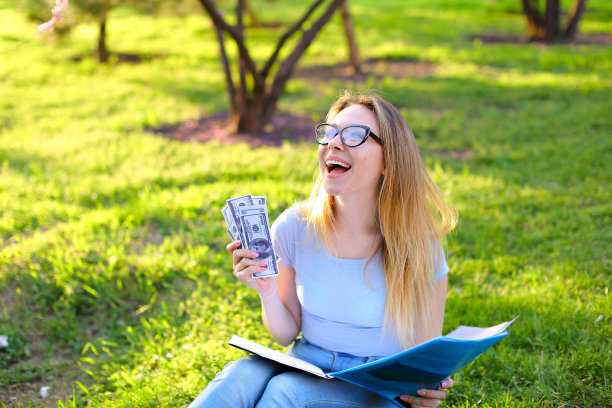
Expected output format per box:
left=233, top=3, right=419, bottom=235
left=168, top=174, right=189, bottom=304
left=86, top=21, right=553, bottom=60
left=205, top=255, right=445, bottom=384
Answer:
left=294, top=57, right=437, bottom=83
left=468, top=31, right=612, bottom=45
left=70, top=52, right=166, bottom=64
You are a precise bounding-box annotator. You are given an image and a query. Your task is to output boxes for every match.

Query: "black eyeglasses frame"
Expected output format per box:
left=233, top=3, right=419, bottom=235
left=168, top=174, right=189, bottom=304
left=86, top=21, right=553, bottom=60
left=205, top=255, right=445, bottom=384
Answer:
left=315, top=123, right=383, bottom=147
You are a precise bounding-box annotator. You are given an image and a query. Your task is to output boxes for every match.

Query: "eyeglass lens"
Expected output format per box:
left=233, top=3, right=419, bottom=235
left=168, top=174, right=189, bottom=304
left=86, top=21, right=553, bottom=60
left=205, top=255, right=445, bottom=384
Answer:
left=316, top=125, right=368, bottom=146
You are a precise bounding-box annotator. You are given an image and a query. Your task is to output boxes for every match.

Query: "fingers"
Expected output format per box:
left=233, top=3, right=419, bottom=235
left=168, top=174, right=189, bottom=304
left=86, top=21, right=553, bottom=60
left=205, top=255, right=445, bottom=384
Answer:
left=439, top=377, right=454, bottom=389
left=399, top=389, right=446, bottom=407
left=234, top=259, right=267, bottom=281
left=233, top=248, right=259, bottom=267
left=226, top=239, right=242, bottom=254
left=228, top=243, right=265, bottom=280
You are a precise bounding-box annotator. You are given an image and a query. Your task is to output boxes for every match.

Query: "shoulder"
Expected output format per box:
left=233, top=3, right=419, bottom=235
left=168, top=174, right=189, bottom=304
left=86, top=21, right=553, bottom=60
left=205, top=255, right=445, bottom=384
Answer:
left=433, top=240, right=450, bottom=282
left=271, top=205, right=307, bottom=237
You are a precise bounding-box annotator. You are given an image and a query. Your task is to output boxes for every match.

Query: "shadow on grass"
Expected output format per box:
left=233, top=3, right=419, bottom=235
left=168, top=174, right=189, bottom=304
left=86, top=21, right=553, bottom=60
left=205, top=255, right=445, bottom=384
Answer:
left=70, top=52, right=166, bottom=65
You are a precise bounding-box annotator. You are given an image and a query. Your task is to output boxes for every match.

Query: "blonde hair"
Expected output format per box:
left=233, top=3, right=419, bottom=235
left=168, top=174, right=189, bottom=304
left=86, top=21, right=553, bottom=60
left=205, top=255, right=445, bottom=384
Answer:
left=298, top=91, right=457, bottom=348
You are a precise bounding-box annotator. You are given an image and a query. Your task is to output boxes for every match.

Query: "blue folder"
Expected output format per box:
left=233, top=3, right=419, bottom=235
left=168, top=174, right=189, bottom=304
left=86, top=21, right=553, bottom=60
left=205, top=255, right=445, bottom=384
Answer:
left=229, top=317, right=517, bottom=408
left=330, top=331, right=509, bottom=406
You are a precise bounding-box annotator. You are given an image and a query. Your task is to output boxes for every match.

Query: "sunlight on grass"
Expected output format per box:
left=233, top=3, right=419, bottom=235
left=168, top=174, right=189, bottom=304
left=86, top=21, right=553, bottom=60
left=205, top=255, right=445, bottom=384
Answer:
left=1, top=0, right=611, bottom=406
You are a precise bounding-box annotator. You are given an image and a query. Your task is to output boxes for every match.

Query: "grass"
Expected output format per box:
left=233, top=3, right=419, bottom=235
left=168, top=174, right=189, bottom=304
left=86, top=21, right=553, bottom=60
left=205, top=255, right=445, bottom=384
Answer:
left=0, top=0, right=611, bottom=406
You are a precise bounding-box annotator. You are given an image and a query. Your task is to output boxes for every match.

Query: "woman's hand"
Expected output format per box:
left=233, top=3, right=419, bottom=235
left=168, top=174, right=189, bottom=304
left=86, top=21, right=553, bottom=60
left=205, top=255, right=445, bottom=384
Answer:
left=226, top=240, right=277, bottom=297
left=398, top=378, right=454, bottom=408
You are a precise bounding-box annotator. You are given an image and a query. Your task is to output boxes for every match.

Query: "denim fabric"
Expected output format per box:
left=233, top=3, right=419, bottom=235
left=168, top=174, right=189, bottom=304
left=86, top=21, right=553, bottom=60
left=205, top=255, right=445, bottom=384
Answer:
left=187, top=338, right=401, bottom=408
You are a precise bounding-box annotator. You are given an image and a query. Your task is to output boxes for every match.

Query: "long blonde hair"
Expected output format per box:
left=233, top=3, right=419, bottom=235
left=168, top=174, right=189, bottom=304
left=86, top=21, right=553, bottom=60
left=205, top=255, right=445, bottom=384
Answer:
left=298, top=91, right=457, bottom=348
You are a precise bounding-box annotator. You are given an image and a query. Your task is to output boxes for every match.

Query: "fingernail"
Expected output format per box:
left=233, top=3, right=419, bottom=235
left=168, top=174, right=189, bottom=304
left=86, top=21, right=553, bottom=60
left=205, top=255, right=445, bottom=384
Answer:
left=260, top=261, right=268, bottom=266
left=260, top=267, right=267, bottom=272
left=251, top=252, right=259, bottom=257
left=417, top=390, right=426, bottom=396
left=442, top=381, right=449, bottom=388
left=400, top=395, right=409, bottom=402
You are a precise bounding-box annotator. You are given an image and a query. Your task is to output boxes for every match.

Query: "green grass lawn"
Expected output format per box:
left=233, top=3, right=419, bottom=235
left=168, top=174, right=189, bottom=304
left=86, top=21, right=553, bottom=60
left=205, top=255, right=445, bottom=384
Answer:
left=0, top=0, right=610, bottom=406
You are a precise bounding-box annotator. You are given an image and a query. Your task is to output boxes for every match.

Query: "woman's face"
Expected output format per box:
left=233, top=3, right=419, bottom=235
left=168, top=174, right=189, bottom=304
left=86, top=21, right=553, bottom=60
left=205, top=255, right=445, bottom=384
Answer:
left=318, top=104, right=384, bottom=198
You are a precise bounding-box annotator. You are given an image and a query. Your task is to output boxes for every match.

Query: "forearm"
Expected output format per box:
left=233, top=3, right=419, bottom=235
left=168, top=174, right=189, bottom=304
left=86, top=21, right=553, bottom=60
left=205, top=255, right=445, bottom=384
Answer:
left=260, top=292, right=300, bottom=347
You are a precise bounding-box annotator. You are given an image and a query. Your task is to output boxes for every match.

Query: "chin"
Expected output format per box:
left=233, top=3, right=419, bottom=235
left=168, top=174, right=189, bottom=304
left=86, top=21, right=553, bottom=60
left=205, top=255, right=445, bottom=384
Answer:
left=322, top=181, right=342, bottom=197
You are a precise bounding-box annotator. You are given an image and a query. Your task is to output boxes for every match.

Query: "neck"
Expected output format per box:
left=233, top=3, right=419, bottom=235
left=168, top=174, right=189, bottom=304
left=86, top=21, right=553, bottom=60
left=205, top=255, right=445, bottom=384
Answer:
left=333, top=190, right=379, bottom=235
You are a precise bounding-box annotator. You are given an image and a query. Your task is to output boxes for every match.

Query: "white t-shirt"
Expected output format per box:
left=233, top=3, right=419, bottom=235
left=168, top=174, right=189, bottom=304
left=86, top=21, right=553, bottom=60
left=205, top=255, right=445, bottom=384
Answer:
left=271, top=207, right=449, bottom=357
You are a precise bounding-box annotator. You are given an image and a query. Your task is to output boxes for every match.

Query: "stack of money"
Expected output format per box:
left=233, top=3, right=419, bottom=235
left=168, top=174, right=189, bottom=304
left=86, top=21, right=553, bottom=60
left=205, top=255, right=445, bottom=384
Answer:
left=222, top=194, right=280, bottom=278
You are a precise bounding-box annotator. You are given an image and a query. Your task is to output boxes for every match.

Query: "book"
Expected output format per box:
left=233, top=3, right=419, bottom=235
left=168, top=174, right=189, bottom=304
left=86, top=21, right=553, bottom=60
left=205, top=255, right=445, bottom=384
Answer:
left=228, top=317, right=517, bottom=407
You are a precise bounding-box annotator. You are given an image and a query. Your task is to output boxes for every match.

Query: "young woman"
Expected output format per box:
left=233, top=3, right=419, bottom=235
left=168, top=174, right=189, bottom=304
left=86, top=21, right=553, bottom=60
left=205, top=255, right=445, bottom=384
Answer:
left=189, top=91, right=458, bottom=408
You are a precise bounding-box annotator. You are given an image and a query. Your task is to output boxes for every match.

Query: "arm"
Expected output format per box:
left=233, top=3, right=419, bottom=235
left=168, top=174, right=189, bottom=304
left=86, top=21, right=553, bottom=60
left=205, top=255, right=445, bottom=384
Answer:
left=261, top=263, right=301, bottom=346
left=227, top=240, right=301, bottom=347
left=400, top=275, right=454, bottom=408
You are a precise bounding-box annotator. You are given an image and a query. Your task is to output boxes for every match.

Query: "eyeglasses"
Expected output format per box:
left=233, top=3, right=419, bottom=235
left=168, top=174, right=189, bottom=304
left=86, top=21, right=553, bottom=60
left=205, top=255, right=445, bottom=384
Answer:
left=315, top=123, right=382, bottom=147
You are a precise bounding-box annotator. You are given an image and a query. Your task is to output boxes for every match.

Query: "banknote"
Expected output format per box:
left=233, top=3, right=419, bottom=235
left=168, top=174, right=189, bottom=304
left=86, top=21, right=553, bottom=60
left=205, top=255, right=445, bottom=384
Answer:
left=225, top=194, right=254, bottom=238
left=222, top=203, right=241, bottom=240
left=238, top=206, right=279, bottom=278
left=253, top=196, right=266, bottom=206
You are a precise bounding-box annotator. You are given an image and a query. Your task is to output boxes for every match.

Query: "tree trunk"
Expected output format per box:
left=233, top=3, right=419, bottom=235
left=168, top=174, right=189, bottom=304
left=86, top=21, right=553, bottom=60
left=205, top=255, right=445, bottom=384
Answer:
left=340, top=0, right=360, bottom=74
left=545, top=0, right=560, bottom=41
left=232, top=94, right=266, bottom=133
left=565, top=0, right=587, bottom=38
left=96, top=13, right=108, bottom=63
left=521, top=0, right=545, bottom=40
left=522, top=0, right=588, bottom=41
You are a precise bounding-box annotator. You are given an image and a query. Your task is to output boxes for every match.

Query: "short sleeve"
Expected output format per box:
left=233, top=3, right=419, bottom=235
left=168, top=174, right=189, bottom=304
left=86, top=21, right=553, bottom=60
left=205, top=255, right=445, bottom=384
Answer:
left=433, top=242, right=450, bottom=282
left=271, top=207, right=297, bottom=270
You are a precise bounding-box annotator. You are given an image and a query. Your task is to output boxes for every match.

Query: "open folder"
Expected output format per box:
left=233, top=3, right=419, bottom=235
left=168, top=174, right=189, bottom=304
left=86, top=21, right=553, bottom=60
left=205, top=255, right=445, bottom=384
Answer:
left=229, top=317, right=517, bottom=407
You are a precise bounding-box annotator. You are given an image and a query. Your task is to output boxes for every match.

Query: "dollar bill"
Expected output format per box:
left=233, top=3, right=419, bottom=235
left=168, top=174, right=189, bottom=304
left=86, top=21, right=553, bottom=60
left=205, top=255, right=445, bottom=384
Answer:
left=222, top=203, right=241, bottom=241
left=225, top=194, right=254, bottom=239
left=238, top=206, right=279, bottom=278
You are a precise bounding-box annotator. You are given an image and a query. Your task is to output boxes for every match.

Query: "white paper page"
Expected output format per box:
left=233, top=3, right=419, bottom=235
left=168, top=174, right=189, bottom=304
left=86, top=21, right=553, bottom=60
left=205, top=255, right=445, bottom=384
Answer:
left=446, top=317, right=519, bottom=340
left=229, top=335, right=331, bottom=378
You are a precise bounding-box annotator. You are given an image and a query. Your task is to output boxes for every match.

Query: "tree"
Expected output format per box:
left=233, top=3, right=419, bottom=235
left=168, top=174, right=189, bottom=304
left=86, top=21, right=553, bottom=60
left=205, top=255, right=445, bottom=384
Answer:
left=199, top=0, right=346, bottom=134
left=22, top=0, right=165, bottom=62
left=521, top=0, right=587, bottom=42
left=68, top=0, right=165, bottom=62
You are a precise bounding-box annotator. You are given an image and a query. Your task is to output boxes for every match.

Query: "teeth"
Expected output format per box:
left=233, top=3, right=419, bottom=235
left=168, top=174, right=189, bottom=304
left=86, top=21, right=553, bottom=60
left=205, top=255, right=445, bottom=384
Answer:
left=326, top=160, right=351, bottom=169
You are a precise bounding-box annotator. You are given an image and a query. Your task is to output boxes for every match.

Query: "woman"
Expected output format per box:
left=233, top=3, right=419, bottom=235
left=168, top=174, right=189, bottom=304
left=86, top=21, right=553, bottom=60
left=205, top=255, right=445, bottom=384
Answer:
left=189, top=91, right=458, bottom=408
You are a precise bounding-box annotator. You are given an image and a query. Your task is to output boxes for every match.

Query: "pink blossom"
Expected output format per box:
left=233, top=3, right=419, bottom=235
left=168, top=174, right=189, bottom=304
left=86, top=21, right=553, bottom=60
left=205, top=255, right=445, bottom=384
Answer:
left=38, top=0, right=69, bottom=34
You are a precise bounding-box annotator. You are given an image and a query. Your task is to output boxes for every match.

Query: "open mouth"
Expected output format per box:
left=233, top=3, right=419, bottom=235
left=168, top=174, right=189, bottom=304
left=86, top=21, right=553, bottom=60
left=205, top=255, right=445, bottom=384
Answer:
left=326, top=159, right=352, bottom=175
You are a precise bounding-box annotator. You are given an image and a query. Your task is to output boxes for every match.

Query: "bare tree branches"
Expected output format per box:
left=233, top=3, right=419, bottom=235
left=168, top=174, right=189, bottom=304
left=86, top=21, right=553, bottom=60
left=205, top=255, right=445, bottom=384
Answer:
left=199, top=0, right=347, bottom=133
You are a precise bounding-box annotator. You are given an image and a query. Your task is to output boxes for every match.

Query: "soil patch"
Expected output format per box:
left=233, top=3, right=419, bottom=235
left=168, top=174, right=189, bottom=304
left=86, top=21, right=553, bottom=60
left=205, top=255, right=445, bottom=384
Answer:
left=147, top=111, right=314, bottom=148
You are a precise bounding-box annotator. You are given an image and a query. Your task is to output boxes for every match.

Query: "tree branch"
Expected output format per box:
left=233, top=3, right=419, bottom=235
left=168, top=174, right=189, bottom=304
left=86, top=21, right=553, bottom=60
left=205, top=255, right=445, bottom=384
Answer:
left=260, top=0, right=326, bottom=80
left=198, top=0, right=265, bottom=90
left=340, top=0, right=360, bottom=74
left=236, top=0, right=247, bottom=104
left=264, top=0, right=344, bottom=119
left=214, top=23, right=237, bottom=112
left=565, top=0, right=587, bottom=38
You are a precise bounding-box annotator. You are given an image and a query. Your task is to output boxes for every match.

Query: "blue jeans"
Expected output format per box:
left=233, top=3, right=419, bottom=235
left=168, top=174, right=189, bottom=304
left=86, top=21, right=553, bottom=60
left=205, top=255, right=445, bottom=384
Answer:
left=188, top=338, right=402, bottom=408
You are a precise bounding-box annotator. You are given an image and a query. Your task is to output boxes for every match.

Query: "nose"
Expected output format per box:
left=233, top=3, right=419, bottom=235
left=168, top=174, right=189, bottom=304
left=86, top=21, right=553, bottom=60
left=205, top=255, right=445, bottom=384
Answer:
left=327, top=132, right=344, bottom=150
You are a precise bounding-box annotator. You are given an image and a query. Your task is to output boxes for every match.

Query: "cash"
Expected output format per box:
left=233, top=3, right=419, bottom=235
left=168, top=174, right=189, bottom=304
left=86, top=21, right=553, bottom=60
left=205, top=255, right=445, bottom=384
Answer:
left=222, top=194, right=279, bottom=279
